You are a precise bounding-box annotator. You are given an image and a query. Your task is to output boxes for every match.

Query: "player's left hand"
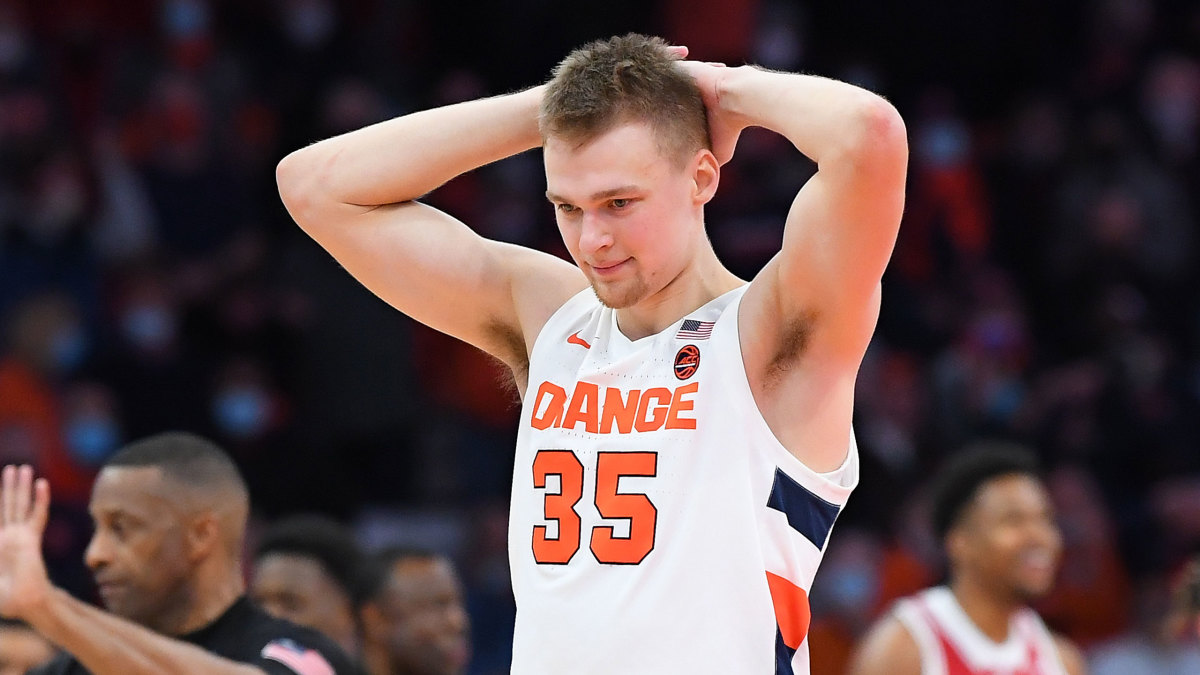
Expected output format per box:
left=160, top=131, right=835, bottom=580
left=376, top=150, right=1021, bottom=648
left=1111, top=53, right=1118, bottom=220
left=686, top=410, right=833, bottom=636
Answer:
left=673, top=58, right=746, bottom=166
left=0, top=465, right=53, bottom=621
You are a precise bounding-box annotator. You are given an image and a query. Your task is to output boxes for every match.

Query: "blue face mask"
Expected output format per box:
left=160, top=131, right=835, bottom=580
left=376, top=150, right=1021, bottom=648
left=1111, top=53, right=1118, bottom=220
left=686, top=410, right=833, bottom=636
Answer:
left=64, top=416, right=121, bottom=466
left=50, top=325, right=89, bottom=374
left=212, top=388, right=269, bottom=439
left=826, top=564, right=877, bottom=614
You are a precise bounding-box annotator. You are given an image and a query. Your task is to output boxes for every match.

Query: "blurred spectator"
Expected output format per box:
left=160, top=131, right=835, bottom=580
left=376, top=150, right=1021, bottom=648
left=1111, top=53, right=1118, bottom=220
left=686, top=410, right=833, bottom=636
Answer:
left=1089, top=576, right=1200, bottom=675
left=0, top=292, right=94, bottom=505
left=808, top=529, right=885, bottom=675
left=1039, top=467, right=1132, bottom=647
left=361, top=547, right=470, bottom=675
left=251, top=513, right=372, bottom=659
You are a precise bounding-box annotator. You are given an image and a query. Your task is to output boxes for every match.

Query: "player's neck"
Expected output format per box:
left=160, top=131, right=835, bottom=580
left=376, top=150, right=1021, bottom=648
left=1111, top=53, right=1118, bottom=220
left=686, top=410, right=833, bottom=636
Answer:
left=949, top=576, right=1022, bottom=644
left=616, top=249, right=742, bottom=340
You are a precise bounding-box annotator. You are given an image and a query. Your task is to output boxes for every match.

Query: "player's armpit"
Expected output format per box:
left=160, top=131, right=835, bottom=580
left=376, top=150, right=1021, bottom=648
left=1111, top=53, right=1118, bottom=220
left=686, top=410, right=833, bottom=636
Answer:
left=846, top=616, right=923, bottom=675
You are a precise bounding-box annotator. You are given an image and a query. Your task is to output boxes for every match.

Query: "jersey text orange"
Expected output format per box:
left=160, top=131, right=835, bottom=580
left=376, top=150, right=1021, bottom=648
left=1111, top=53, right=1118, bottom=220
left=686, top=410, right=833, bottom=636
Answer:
left=529, top=380, right=699, bottom=433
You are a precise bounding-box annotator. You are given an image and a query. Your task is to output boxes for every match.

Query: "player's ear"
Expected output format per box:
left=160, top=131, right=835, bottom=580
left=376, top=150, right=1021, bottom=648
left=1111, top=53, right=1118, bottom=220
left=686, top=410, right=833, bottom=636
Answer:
left=185, top=511, right=220, bottom=562
left=691, top=149, right=719, bottom=206
left=945, top=528, right=968, bottom=567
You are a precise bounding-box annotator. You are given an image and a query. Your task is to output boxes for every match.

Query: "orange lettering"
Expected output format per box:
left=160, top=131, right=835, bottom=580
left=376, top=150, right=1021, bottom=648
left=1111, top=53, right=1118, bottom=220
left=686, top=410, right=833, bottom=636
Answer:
left=561, top=381, right=600, bottom=433
left=634, top=387, right=672, bottom=432
left=600, top=387, right=640, bottom=434
left=665, top=382, right=699, bottom=429
left=530, top=382, right=567, bottom=430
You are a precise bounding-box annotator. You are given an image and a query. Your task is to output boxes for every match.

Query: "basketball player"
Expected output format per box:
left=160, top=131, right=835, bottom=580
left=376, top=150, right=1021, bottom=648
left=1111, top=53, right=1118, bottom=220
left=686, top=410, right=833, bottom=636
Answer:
left=848, top=444, right=1087, bottom=675
left=359, top=548, right=469, bottom=675
left=277, top=34, right=907, bottom=673
left=0, top=433, right=357, bottom=674
left=251, top=514, right=372, bottom=659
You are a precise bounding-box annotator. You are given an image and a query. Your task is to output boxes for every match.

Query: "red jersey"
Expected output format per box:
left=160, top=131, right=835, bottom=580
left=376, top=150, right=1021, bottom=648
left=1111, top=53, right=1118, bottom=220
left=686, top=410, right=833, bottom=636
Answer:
left=892, top=587, right=1067, bottom=675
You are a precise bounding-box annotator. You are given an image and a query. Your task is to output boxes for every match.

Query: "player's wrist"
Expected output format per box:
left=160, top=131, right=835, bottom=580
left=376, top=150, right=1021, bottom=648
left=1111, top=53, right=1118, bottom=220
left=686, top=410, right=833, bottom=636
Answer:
left=15, top=583, right=62, bottom=637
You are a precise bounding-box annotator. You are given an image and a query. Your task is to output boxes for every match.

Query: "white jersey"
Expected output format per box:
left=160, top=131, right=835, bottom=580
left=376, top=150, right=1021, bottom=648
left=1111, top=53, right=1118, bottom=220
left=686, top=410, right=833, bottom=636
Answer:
left=893, top=587, right=1068, bottom=675
left=508, top=286, right=859, bottom=674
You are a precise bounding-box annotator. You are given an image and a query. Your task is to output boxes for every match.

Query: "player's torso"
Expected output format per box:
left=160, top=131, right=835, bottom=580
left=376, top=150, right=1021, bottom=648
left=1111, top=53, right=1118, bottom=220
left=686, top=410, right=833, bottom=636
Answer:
left=895, top=587, right=1068, bottom=675
left=508, top=287, right=858, bottom=674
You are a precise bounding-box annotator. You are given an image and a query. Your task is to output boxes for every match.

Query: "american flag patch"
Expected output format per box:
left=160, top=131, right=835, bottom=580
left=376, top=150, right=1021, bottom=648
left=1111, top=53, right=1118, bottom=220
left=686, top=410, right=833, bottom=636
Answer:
left=261, top=639, right=335, bottom=675
left=676, top=319, right=715, bottom=340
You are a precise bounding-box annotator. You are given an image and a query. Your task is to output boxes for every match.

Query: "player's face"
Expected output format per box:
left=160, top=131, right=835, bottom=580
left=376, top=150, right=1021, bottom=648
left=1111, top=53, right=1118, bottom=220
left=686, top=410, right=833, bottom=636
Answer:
left=957, top=474, right=1062, bottom=602
left=373, top=557, right=470, bottom=675
left=251, top=553, right=358, bottom=654
left=0, top=626, right=56, bottom=675
left=545, top=121, right=705, bottom=309
left=84, top=467, right=195, bottom=630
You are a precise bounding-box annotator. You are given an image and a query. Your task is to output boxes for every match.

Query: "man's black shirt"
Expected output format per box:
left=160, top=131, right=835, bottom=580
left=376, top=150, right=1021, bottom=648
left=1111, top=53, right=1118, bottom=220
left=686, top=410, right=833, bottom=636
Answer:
left=28, top=596, right=359, bottom=675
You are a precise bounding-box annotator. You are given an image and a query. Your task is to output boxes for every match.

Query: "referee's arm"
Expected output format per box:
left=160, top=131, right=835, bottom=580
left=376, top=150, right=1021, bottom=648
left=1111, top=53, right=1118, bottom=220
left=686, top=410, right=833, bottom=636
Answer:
left=23, top=588, right=267, bottom=675
left=0, top=466, right=265, bottom=675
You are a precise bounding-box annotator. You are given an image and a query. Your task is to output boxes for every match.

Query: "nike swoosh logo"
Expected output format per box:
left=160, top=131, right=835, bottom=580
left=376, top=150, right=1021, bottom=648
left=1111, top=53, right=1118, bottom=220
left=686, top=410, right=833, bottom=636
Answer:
left=567, top=331, right=592, bottom=349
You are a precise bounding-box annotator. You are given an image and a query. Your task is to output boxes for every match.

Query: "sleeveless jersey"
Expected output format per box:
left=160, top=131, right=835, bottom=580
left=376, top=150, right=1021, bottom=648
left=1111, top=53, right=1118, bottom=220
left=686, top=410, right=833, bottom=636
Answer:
left=508, top=286, right=859, bottom=674
left=893, top=587, right=1068, bottom=675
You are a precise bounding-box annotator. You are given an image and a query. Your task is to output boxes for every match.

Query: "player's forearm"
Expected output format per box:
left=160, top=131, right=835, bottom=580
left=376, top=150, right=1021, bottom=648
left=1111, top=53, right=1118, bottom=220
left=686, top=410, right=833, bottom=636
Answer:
left=25, top=588, right=261, bottom=675
left=277, top=85, right=545, bottom=209
left=718, top=66, right=905, bottom=166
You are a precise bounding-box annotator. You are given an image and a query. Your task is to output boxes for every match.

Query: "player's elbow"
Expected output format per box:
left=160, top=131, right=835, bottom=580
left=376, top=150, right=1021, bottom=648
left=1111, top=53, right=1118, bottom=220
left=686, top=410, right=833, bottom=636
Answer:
left=850, top=96, right=908, bottom=167
left=276, top=146, right=333, bottom=230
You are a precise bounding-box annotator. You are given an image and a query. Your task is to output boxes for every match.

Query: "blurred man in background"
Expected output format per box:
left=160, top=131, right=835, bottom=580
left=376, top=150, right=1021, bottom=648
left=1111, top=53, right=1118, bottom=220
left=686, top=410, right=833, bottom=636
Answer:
left=0, top=617, right=56, bottom=674
left=850, top=443, right=1086, bottom=675
left=251, top=514, right=372, bottom=659
left=0, top=432, right=357, bottom=674
left=360, top=548, right=469, bottom=675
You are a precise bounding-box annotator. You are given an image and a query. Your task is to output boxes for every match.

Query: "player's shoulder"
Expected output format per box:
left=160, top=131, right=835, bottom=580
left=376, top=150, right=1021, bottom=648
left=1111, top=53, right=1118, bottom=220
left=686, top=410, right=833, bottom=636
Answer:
left=848, top=612, right=922, bottom=675
left=1051, top=632, right=1088, bottom=675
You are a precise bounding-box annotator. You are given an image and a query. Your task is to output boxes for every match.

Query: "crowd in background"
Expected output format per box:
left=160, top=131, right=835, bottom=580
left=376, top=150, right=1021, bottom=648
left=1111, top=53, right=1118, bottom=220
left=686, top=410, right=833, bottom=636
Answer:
left=1, top=0, right=1199, bottom=672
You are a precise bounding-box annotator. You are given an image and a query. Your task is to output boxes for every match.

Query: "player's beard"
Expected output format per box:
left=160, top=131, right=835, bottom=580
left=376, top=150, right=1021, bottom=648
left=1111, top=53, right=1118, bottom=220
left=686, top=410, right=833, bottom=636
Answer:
left=590, top=275, right=649, bottom=309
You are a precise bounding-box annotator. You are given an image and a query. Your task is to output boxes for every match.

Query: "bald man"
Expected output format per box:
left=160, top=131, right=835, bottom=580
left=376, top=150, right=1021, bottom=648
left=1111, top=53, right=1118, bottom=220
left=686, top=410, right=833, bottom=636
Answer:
left=0, top=432, right=358, bottom=675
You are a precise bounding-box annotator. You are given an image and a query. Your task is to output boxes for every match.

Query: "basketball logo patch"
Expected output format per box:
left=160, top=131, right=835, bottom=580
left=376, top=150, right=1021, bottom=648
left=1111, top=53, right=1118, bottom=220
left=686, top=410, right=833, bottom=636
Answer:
left=674, top=345, right=700, bottom=380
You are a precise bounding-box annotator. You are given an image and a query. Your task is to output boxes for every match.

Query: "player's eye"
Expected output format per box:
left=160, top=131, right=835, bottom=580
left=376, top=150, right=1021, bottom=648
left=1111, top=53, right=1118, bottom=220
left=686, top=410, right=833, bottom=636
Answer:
left=556, top=203, right=578, bottom=214
left=610, top=198, right=630, bottom=209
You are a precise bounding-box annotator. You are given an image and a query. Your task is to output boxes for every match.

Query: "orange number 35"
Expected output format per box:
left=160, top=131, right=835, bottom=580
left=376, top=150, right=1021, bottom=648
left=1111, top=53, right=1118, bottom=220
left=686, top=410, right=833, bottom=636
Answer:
left=531, top=450, right=658, bottom=565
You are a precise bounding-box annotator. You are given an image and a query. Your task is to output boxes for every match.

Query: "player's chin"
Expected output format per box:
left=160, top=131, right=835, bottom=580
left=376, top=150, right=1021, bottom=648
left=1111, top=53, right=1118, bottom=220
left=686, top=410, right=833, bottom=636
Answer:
left=590, top=281, right=645, bottom=309
left=434, top=637, right=471, bottom=673
left=1013, top=574, right=1056, bottom=601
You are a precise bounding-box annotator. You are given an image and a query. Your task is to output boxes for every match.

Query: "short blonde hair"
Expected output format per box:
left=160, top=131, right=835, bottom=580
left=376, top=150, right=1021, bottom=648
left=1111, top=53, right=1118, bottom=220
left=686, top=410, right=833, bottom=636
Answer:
left=540, top=33, right=710, bottom=167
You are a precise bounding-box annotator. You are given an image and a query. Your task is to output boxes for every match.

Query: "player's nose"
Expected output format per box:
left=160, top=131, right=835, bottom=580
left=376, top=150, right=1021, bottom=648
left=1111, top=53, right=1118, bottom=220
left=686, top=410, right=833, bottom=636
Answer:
left=577, top=212, right=613, bottom=254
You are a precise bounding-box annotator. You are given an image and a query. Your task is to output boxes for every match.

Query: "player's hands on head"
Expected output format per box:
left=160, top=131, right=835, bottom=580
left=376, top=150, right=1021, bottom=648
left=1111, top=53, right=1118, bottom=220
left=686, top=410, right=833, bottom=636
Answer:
left=668, top=48, right=745, bottom=166
left=0, top=464, right=53, bottom=621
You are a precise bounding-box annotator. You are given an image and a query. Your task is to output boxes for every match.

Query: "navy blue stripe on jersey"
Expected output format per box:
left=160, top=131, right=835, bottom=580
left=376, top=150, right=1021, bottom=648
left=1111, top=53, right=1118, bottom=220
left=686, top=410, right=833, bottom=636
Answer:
left=775, top=627, right=797, bottom=675
left=766, top=468, right=842, bottom=550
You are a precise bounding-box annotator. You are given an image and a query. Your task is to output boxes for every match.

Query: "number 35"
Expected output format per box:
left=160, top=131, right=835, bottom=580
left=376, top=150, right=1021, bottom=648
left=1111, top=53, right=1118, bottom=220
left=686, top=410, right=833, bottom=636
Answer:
left=531, top=449, right=658, bottom=565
